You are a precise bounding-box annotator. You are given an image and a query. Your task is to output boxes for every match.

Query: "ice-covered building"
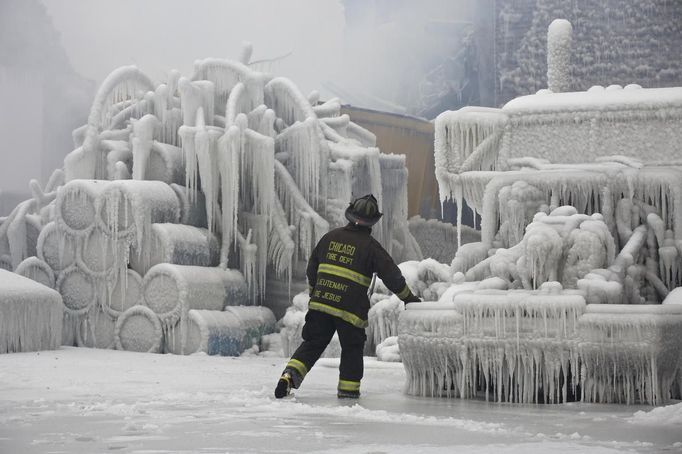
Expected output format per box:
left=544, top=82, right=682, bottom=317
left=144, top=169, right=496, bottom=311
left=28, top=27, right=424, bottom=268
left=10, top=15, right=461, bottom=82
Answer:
left=397, top=19, right=682, bottom=405
left=0, top=45, right=421, bottom=355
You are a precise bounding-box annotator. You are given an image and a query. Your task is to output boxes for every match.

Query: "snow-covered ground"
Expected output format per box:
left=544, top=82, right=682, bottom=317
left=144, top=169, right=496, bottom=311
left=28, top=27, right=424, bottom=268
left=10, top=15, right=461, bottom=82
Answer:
left=0, top=348, right=680, bottom=453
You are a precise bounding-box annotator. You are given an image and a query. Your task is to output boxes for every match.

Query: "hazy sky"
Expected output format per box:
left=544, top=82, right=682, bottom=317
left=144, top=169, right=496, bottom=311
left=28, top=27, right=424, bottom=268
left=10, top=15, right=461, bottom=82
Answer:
left=42, top=0, right=345, bottom=95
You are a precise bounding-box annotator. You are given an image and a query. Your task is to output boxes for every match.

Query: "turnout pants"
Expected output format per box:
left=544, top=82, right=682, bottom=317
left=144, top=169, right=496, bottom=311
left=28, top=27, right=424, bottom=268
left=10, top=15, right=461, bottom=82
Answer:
left=285, top=309, right=367, bottom=393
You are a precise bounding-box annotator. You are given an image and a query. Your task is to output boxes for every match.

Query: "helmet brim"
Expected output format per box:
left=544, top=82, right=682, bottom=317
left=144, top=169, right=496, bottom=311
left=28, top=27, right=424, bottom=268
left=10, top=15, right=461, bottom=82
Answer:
left=345, top=206, right=383, bottom=226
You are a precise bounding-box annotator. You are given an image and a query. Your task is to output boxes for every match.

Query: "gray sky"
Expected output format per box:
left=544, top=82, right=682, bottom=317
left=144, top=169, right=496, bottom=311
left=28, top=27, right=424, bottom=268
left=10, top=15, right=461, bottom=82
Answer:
left=43, top=0, right=345, bottom=94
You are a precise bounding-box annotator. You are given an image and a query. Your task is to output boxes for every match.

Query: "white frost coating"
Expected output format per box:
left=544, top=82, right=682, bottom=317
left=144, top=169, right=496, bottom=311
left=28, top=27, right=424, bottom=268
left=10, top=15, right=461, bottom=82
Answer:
left=37, top=222, right=77, bottom=272
left=131, top=114, right=161, bottom=180
left=579, top=304, right=682, bottom=404
left=129, top=223, right=220, bottom=276
left=264, top=77, right=316, bottom=127
left=312, top=98, right=341, bottom=118
left=15, top=256, right=56, bottom=289
left=367, top=296, right=404, bottom=352
left=223, top=305, right=276, bottom=350
left=146, top=142, right=184, bottom=184
left=56, top=265, right=97, bottom=317
left=114, top=305, right=163, bottom=353
left=55, top=180, right=107, bottom=235
left=64, top=66, right=154, bottom=181
left=268, top=197, right=295, bottom=281
left=178, top=77, right=215, bottom=127
left=191, top=58, right=266, bottom=117
left=0, top=269, right=63, bottom=353
left=170, top=183, right=207, bottom=228
left=547, top=19, right=573, bottom=93
left=166, top=306, right=276, bottom=355
left=376, top=336, right=401, bottom=362
left=274, top=160, right=329, bottom=260
left=77, top=306, right=116, bottom=349
left=79, top=227, right=125, bottom=277
left=275, top=117, right=322, bottom=210
left=142, top=264, right=248, bottom=353
left=104, top=269, right=142, bottom=318
left=409, top=216, right=480, bottom=265
left=98, top=179, right=180, bottom=250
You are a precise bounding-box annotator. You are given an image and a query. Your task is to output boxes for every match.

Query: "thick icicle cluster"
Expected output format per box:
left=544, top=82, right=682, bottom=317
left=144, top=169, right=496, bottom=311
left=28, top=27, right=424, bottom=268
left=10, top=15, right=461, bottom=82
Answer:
left=403, top=41, right=682, bottom=404
left=1, top=47, right=419, bottom=357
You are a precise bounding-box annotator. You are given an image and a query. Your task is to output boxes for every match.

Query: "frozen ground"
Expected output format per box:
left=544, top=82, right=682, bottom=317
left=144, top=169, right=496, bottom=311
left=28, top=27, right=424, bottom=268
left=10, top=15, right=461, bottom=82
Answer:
left=0, top=348, right=680, bottom=454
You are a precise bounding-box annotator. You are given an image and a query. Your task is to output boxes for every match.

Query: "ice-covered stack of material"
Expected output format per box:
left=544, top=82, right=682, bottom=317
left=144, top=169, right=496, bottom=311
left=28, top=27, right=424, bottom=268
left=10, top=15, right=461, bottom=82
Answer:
left=0, top=269, right=63, bottom=353
left=140, top=264, right=249, bottom=354
left=279, top=292, right=341, bottom=358
left=2, top=46, right=419, bottom=357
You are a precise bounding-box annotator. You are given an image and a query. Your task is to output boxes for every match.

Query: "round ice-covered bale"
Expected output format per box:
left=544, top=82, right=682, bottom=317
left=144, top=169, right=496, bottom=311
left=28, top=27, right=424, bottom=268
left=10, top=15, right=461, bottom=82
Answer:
left=77, top=305, right=116, bottom=349
left=37, top=222, right=77, bottom=272
left=129, top=223, right=220, bottom=276
left=104, top=269, right=143, bottom=317
left=167, top=309, right=243, bottom=355
left=170, top=183, right=207, bottom=228
left=223, top=305, right=276, bottom=350
left=168, top=306, right=275, bottom=356
left=115, top=305, right=163, bottom=353
left=79, top=227, right=126, bottom=276
left=56, top=265, right=97, bottom=316
left=142, top=264, right=248, bottom=326
left=15, top=256, right=55, bottom=289
left=98, top=180, right=180, bottom=239
left=147, top=142, right=185, bottom=184
left=55, top=179, right=106, bottom=235
left=0, top=269, right=63, bottom=353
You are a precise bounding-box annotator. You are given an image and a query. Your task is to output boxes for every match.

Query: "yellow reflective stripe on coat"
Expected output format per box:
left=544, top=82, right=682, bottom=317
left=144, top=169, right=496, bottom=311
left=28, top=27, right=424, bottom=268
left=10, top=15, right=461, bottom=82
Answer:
left=317, top=263, right=372, bottom=287
left=338, top=379, right=361, bottom=391
left=397, top=285, right=411, bottom=299
left=287, top=359, right=308, bottom=378
left=308, top=301, right=368, bottom=328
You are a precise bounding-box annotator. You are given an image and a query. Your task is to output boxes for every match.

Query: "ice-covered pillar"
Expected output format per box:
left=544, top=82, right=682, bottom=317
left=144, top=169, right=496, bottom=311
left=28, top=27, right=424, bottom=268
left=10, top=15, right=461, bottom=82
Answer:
left=547, top=19, right=573, bottom=93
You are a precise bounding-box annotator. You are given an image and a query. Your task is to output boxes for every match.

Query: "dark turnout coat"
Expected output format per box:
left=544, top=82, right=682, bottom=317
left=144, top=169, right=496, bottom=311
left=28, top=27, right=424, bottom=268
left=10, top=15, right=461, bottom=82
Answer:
left=306, top=224, right=417, bottom=328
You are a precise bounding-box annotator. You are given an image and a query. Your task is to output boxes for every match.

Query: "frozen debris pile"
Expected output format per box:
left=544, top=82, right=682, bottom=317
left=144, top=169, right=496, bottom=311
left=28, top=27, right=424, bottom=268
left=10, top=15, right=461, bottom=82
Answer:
left=0, top=46, right=418, bottom=357
left=0, top=269, right=63, bottom=353
left=400, top=21, right=682, bottom=405
left=408, top=216, right=480, bottom=264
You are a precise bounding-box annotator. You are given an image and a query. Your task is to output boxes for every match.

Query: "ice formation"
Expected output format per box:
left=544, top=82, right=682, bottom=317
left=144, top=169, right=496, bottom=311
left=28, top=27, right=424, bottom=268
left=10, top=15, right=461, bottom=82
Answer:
left=0, top=46, right=418, bottom=359
left=398, top=19, right=682, bottom=405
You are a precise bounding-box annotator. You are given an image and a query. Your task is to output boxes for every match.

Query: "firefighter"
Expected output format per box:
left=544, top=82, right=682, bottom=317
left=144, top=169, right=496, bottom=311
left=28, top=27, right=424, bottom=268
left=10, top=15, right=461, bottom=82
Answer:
left=274, top=194, right=421, bottom=399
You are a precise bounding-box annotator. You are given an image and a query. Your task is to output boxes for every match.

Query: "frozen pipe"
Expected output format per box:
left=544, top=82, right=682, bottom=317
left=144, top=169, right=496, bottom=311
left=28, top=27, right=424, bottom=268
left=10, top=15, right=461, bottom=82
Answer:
left=547, top=19, right=573, bottom=93
left=97, top=179, right=180, bottom=243
left=56, top=265, right=97, bottom=317
left=129, top=223, right=220, bottom=276
left=115, top=305, right=163, bottom=353
left=142, top=264, right=249, bottom=329
left=79, top=226, right=126, bottom=277
left=166, top=306, right=275, bottom=355
left=131, top=114, right=161, bottom=180
left=170, top=183, right=208, bottom=228
left=146, top=142, right=184, bottom=184
left=611, top=225, right=648, bottom=273
left=37, top=221, right=77, bottom=272
left=0, top=270, right=63, bottom=353
left=104, top=269, right=143, bottom=318
left=313, top=98, right=342, bottom=118
left=15, top=256, right=55, bottom=289
left=103, top=140, right=132, bottom=179
left=238, top=41, right=253, bottom=64
left=77, top=306, right=116, bottom=349
left=55, top=179, right=108, bottom=235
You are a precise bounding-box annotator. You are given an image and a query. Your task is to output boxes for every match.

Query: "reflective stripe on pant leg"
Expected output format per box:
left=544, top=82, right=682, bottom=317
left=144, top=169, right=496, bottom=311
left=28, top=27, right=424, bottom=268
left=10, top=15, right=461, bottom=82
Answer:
left=338, top=379, right=361, bottom=392
left=286, top=358, right=308, bottom=382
